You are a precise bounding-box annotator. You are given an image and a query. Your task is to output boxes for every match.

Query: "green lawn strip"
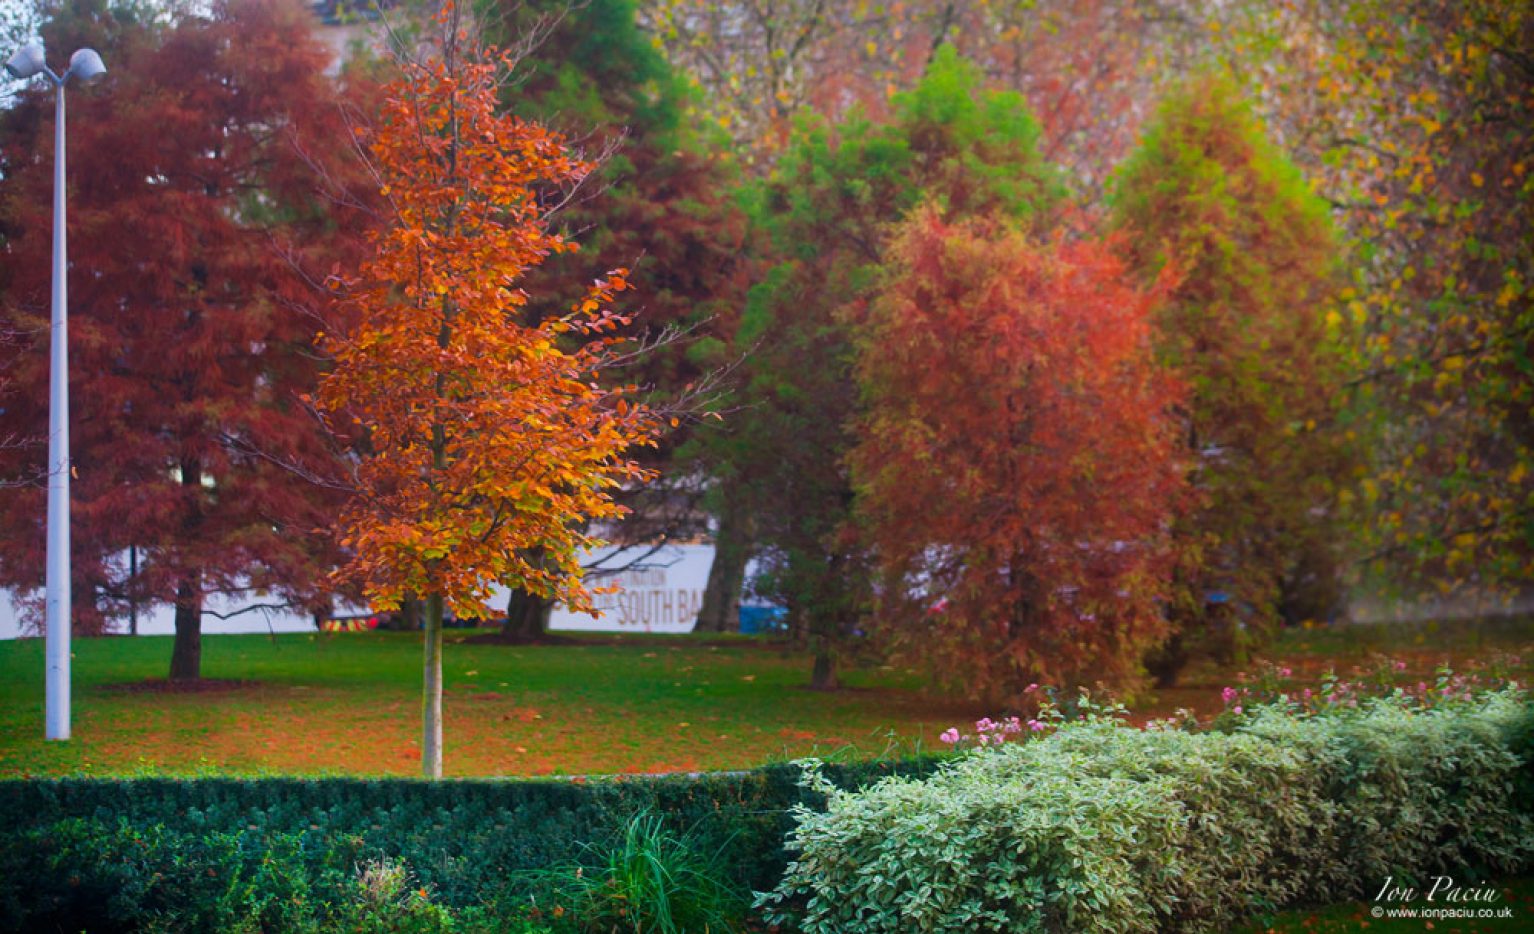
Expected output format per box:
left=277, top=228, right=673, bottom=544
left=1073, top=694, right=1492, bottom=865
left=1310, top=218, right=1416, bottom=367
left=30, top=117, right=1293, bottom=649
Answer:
left=1235, top=876, right=1534, bottom=932
left=2, top=617, right=1530, bottom=778
left=0, top=630, right=965, bottom=777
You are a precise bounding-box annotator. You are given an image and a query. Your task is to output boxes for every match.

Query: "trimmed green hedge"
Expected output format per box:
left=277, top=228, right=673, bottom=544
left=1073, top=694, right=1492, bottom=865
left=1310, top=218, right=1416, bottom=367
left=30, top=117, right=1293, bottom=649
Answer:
left=760, top=690, right=1534, bottom=933
left=0, top=759, right=939, bottom=933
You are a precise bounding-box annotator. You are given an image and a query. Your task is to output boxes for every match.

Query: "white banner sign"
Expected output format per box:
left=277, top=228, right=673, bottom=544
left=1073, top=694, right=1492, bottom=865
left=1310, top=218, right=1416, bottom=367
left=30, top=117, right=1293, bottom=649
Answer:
left=545, top=543, right=713, bottom=634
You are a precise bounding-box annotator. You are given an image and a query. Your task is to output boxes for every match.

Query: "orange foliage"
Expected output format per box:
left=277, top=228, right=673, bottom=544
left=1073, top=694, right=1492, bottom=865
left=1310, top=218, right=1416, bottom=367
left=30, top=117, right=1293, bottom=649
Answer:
left=315, top=18, right=657, bottom=621
left=851, top=209, right=1185, bottom=704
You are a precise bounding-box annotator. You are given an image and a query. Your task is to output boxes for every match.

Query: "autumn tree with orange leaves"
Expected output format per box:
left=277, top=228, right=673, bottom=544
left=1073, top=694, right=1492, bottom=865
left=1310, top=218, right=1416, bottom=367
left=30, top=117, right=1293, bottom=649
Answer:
left=850, top=209, right=1184, bottom=706
left=316, top=7, right=657, bottom=778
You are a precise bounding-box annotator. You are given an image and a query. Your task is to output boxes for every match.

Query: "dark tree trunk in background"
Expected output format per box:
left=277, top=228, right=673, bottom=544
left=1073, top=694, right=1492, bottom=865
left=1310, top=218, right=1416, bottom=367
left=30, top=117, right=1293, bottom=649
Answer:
left=401, top=594, right=424, bottom=630
left=500, top=548, right=553, bottom=641
left=809, top=637, right=838, bottom=690
left=169, top=579, right=202, bottom=680
left=696, top=503, right=749, bottom=633
left=169, top=457, right=204, bottom=680
left=128, top=546, right=139, bottom=637
left=786, top=605, right=808, bottom=648
left=502, top=588, right=552, bottom=641
left=1145, top=630, right=1189, bottom=688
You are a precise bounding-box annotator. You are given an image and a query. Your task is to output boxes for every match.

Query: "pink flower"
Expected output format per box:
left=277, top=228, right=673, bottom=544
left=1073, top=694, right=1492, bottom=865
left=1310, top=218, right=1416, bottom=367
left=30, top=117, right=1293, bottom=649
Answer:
left=1028, top=719, right=1045, bottom=732
left=1003, top=717, right=1022, bottom=734
left=939, top=728, right=960, bottom=745
left=1280, top=667, right=1293, bottom=677
left=1232, top=706, right=1243, bottom=714
left=1024, top=683, right=1039, bottom=695
left=1221, top=687, right=1238, bottom=705
left=1394, top=660, right=1407, bottom=671
left=977, top=734, right=990, bottom=746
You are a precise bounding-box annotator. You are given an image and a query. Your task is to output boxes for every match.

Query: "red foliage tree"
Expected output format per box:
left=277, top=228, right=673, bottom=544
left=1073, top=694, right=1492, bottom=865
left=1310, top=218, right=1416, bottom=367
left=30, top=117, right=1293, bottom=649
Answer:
left=850, top=208, right=1184, bottom=704
left=0, top=0, right=369, bottom=678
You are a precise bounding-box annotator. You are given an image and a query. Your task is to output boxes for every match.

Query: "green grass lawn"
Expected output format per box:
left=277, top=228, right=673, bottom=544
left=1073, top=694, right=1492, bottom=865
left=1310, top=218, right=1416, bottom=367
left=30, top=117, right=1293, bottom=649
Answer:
left=1, top=617, right=1529, bottom=778
left=0, top=629, right=978, bottom=777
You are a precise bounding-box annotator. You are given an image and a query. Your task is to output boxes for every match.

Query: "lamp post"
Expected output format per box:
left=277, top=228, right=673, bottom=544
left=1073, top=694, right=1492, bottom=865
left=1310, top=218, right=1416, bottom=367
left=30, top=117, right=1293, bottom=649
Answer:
left=5, top=41, right=106, bottom=741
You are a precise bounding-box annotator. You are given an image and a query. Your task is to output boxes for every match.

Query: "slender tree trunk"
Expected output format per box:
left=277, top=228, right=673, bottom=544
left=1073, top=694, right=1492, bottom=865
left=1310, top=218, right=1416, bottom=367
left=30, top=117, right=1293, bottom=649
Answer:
left=128, top=546, right=138, bottom=637
left=422, top=592, right=444, bottom=779
left=169, top=578, right=202, bottom=681
left=696, top=504, right=748, bottom=633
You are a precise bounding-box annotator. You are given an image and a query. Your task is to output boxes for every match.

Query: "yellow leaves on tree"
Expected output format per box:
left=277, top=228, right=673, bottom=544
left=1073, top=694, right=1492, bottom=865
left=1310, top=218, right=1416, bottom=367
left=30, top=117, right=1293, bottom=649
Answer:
left=316, top=24, right=657, bottom=625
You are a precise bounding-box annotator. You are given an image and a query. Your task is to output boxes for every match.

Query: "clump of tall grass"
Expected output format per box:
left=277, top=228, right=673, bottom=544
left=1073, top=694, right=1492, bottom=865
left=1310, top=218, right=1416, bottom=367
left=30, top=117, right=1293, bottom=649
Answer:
left=538, top=810, right=747, bottom=933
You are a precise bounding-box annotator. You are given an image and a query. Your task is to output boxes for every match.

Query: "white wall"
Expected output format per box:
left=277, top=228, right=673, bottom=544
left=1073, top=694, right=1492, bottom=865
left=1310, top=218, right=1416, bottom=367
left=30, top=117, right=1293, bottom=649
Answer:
left=0, top=543, right=719, bottom=639
left=0, top=587, right=326, bottom=640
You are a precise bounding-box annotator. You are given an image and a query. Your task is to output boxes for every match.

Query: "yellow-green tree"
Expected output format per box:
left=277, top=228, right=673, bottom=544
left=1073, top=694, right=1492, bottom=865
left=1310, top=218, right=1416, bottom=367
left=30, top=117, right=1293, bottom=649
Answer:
left=1304, top=1, right=1534, bottom=594
left=1111, top=76, right=1353, bottom=682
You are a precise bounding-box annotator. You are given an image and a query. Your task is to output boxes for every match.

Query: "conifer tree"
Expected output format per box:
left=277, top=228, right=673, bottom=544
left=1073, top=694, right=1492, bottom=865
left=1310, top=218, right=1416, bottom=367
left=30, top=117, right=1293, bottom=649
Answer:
left=1111, top=76, right=1352, bottom=682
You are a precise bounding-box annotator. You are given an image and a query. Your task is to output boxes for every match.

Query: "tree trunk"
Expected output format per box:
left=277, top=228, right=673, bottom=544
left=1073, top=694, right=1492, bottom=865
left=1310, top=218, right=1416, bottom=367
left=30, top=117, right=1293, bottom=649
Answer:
left=169, top=456, right=204, bottom=679
left=422, top=592, right=444, bottom=779
left=501, top=588, right=552, bottom=641
left=500, top=548, right=552, bottom=642
left=397, top=594, right=421, bottom=630
left=1145, top=630, right=1189, bottom=689
left=696, top=505, right=749, bottom=633
left=169, top=579, right=202, bottom=681
left=786, top=604, right=808, bottom=648
left=128, top=546, right=138, bottom=637
left=809, top=638, right=838, bottom=690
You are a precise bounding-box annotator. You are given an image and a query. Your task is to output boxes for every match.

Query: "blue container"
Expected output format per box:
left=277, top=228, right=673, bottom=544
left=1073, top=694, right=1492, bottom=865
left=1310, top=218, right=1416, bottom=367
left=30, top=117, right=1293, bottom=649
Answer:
left=738, top=605, right=788, bottom=635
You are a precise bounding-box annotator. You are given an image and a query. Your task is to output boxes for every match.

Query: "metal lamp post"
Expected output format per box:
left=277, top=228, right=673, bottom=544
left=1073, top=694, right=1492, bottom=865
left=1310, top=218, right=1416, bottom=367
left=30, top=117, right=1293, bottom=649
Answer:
left=5, top=41, right=106, bottom=741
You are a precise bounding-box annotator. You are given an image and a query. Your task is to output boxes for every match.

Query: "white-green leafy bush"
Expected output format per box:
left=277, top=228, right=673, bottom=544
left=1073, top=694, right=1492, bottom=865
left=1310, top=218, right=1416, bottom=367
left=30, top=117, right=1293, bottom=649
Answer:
left=760, top=689, right=1534, bottom=933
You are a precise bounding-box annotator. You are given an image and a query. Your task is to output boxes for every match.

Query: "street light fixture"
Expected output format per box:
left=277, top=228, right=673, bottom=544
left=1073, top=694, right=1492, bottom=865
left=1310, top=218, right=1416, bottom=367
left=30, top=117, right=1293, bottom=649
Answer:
left=5, top=40, right=107, bottom=741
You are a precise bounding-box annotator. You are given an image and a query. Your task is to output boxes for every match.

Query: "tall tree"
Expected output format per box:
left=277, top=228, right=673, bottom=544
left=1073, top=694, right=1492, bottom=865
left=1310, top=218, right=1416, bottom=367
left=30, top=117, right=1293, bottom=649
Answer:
left=0, top=0, right=366, bottom=676
left=851, top=208, right=1183, bottom=704
left=316, top=5, right=657, bottom=777
left=1110, top=76, right=1350, bottom=681
left=1296, top=1, right=1534, bottom=596
left=484, top=0, right=748, bottom=639
left=724, top=47, right=1059, bottom=687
